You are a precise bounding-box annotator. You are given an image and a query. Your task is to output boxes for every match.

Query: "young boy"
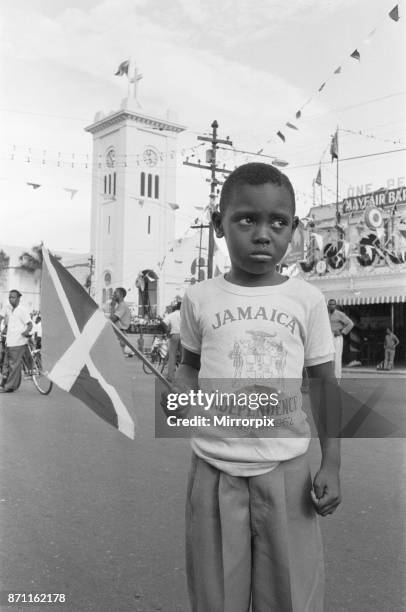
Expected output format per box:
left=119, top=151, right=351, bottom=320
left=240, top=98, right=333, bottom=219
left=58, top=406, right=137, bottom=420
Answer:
left=171, top=163, right=341, bottom=611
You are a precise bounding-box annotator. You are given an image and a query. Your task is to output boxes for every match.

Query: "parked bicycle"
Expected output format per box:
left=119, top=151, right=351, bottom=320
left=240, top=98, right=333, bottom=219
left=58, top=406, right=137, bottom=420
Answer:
left=142, top=345, right=170, bottom=376
left=142, top=343, right=181, bottom=378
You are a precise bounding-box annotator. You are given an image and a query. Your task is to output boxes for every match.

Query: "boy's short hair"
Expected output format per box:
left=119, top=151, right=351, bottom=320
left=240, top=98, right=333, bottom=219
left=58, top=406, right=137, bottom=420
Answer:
left=219, top=162, right=296, bottom=213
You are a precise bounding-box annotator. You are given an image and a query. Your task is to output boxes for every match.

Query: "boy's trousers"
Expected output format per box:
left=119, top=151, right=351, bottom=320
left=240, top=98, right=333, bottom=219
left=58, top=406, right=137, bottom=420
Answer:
left=185, top=452, right=324, bottom=612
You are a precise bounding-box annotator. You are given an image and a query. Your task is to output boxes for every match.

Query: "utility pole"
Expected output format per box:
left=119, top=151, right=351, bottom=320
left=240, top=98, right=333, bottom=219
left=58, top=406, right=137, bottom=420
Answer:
left=191, top=221, right=209, bottom=281
left=184, top=120, right=232, bottom=278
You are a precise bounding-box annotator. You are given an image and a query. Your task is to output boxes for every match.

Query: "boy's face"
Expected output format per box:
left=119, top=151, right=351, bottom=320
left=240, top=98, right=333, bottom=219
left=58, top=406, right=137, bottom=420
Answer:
left=213, top=182, right=298, bottom=285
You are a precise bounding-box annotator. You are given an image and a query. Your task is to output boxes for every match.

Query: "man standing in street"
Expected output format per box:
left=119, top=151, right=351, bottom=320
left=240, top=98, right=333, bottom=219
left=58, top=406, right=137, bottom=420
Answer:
left=110, top=287, right=133, bottom=356
left=0, top=290, right=33, bottom=393
left=327, top=298, right=354, bottom=379
left=165, top=301, right=181, bottom=382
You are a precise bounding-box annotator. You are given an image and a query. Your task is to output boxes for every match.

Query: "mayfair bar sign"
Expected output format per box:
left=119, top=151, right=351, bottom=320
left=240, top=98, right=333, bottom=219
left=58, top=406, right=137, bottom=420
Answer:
left=339, top=187, right=406, bottom=214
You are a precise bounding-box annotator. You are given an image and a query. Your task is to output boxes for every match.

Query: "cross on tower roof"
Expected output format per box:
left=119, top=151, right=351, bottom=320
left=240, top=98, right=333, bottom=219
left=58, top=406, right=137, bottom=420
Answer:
left=129, top=62, right=143, bottom=101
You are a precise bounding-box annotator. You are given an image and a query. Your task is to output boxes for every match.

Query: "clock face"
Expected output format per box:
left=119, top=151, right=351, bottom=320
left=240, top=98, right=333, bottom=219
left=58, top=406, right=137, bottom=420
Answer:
left=143, top=148, right=158, bottom=167
left=106, top=148, right=116, bottom=168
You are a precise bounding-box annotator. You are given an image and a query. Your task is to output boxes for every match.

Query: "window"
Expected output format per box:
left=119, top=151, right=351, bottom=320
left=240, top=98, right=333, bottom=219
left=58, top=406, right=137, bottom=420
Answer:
left=108, top=174, right=112, bottom=195
left=107, top=216, right=111, bottom=234
left=147, top=173, right=152, bottom=197
left=148, top=215, right=151, bottom=234
left=154, top=175, right=159, bottom=199
left=140, top=172, right=145, bottom=196
left=104, top=175, right=107, bottom=193
left=113, top=172, right=116, bottom=196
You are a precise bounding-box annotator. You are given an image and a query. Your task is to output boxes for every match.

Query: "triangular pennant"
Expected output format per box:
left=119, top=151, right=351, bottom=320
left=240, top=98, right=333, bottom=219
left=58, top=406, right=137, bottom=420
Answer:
left=286, top=122, right=298, bottom=130
left=365, top=28, right=376, bottom=41
left=63, top=188, right=78, bottom=199
left=277, top=131, right=286, bottom=142
left=350, top=49, right=360, bottom=61
left=295, top=110, right=302, bottom=119
left=389, top=5, right=399, bottom=21
left=27, top=182, right=41, bottom=189
left=334, top=66, right=342, bottom=74
left=41, top=248, right=136, bottom=439
left=318, top=82, right=326, bottom=92
left=315, top=166, right=322, bottom=186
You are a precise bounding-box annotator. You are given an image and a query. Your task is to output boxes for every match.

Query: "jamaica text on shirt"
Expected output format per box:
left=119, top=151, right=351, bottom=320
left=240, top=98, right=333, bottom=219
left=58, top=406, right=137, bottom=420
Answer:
left=211, top=305, right=298, bottom=335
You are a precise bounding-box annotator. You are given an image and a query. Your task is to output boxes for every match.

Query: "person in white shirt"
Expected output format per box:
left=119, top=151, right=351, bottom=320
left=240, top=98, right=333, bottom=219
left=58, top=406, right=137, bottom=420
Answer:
left=0, top=290, right=33, bottom=393
left=165, top=301, right=181, bottom=382
left=33, top=314, right=42, bottom=350
left=327, top=299, right=354, bottom=379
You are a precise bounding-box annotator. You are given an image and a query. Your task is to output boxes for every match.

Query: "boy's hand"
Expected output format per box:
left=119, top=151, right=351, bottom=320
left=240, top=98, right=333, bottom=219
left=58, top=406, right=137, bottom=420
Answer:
left=311, top=466, right=341, bottom=516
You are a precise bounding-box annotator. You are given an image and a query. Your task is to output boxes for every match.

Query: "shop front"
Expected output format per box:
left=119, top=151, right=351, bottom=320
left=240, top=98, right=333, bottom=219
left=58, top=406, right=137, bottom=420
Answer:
left=292, top=187, right=406, bottom=367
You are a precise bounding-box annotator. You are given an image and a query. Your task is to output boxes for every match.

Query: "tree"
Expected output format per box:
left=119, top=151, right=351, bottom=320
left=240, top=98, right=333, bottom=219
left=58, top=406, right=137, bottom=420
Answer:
left=0, top=249, right=10, bottom=270
left=19, top=243, right=61, bottom=274
left=19, top=243, right=43, bottom=273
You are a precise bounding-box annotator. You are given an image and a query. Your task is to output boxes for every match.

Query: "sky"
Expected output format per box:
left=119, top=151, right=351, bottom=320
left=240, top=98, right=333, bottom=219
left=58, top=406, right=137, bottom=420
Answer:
left=0, top=0, right=405, bottom=253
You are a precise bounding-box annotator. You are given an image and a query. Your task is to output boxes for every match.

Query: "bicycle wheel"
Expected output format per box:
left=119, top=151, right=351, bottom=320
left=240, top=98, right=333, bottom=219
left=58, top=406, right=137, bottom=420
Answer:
left=142, top=352, right=159, bottom=375
left=160, top=355, right=169, bottom=376
left=31, top=353, right=53, bottom=395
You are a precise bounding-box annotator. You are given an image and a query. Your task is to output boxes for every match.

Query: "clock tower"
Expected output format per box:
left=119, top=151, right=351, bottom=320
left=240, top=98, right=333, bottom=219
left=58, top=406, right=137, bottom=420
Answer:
left=85, top=68, right=186, bottom=317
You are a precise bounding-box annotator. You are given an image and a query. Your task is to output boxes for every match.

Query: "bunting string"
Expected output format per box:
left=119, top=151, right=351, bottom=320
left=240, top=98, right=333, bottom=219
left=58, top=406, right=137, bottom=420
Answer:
left=340, top=127, right=403, bottom=146
left=257, top=4, right=401, bottom=150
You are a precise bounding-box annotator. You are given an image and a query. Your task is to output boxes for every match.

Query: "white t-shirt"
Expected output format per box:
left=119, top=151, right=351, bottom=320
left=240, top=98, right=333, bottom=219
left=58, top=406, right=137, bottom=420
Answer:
left=181, top=275, right=335, bottom=477
left=6, top=304, right=31, bottom=347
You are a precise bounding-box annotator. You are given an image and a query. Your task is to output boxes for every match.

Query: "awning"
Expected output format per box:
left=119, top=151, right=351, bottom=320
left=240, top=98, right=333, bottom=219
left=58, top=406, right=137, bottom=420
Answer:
left=336, top=294, right=406, bottom=306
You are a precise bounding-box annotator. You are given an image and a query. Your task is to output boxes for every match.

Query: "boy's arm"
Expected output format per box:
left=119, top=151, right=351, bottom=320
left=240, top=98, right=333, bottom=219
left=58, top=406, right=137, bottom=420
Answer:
left=307, top=360, right=342, bottom=517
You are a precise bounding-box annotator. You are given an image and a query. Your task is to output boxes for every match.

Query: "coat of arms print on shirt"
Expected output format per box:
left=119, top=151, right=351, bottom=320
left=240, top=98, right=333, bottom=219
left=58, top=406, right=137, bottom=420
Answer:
left=228, top=330, right=287, bottom=382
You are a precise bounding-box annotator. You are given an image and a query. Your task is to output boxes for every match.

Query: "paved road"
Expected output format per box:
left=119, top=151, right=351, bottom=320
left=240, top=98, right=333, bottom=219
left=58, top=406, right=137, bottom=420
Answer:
left=0, top=363, right=405, bottom=612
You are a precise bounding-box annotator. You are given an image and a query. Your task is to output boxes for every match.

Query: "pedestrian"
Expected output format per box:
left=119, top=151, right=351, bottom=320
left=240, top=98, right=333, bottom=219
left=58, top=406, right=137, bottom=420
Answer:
left=33, top=314, right=42, bottom=350
left=168, top=163, right=341, bottom=611
left=327, top=298, right=354, bottom=379
left=137, top=332, right=144, bottom=355
left=110, top=287, right=133, bottom=356
left=165, top=301, right=181, bottom=382
left=383, top=327, right=399, bottom=370
left=0, top=290, right=33, bottom=393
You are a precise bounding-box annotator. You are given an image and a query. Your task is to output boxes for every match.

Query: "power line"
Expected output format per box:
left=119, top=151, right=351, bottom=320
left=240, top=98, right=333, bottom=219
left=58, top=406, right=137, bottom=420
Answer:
left=288, top=147, right=406, bottom=170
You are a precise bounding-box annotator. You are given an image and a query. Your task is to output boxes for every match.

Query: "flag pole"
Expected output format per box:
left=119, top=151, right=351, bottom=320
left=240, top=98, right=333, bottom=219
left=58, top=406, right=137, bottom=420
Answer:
left=320, top=173, right=324, bottom=206
left=335, top=125, right=339, bottom=225
left=110, top=321, right=172, bottom=389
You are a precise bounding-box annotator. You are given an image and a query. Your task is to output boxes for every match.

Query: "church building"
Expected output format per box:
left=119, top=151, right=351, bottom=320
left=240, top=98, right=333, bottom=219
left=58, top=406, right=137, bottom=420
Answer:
left=85, top=63, right=186, bottom=317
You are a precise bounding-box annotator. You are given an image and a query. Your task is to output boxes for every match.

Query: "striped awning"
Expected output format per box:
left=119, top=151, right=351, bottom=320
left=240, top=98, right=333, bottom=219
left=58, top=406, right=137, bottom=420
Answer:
left=336, top=294, right=406, bottom=306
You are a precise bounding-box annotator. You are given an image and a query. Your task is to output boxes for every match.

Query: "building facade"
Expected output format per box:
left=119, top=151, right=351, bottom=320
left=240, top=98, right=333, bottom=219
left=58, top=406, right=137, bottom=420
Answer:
left=85, top=81, right=186, bottom=317
left=292, top=186, right=406, bottom=365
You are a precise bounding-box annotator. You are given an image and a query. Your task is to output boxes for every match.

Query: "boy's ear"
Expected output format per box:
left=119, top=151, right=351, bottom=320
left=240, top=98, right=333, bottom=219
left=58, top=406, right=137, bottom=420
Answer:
left=292, top=216, right=299, bottom=232
left=212, top=210, right=224, bottom=238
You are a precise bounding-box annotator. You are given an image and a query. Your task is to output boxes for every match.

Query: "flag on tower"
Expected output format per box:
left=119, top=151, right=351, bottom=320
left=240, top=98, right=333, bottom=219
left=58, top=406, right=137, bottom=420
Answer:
left=315, top=165, right=322, bottom=186
left=330, top=131, right=339, bottom=161
left=115, top=60, right=129, bottom=76
left=41, top=249, right=136, bottom=439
